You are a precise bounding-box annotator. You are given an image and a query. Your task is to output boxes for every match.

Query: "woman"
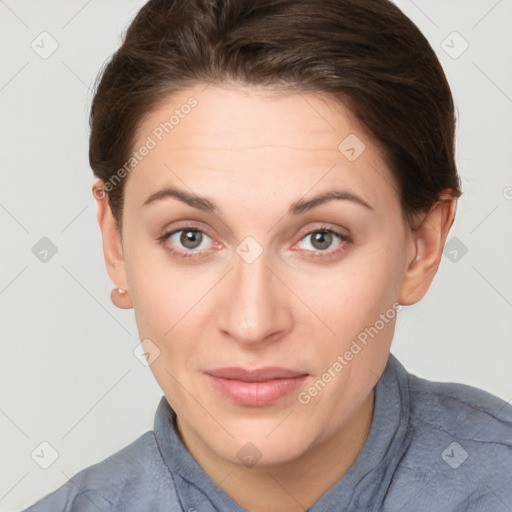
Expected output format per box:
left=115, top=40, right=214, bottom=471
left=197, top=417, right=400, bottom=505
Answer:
left=24, top=0, right=512, bottom=510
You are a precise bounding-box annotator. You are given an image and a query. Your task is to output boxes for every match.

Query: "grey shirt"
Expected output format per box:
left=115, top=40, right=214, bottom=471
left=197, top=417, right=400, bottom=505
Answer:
left=22, top=354, right=512, bottom=511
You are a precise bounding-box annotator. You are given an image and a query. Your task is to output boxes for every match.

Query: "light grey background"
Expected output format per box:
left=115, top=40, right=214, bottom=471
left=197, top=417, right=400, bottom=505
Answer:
left=1, top=0, right=511, bottom=510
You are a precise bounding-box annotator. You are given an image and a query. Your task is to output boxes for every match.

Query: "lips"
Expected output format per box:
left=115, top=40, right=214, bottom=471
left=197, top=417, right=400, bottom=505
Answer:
left=206, top=367, right=307, bottom=381
left=204, top=367, right=308, bottom=407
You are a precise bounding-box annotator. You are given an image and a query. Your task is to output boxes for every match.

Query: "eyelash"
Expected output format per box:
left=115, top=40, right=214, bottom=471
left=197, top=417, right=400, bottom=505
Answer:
left=157, top=224, right=351, bottom=261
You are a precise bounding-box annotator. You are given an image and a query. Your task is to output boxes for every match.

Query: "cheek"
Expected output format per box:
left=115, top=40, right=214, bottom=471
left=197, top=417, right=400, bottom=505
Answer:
left=126, top=257, right=223, bottom=386
left=295, top=247, right=402, bottom=334
left=124, top=241, right=207, bottom=334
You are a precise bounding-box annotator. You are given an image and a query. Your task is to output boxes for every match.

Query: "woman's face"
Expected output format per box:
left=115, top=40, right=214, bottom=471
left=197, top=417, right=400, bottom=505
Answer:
left=115, top=83, right=416, bottom=466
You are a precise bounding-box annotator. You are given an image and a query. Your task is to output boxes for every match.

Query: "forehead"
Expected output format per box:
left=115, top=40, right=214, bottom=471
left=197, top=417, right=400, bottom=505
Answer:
left=126, top=82, right=400, bottom=214
left=140, top=83, right=369, bottom=152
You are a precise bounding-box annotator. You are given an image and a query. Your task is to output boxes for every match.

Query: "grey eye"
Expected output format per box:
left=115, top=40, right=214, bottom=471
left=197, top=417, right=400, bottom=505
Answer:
left=179, top=230, right=203, bottom=249
left=309, top=231, right=333, bottom=250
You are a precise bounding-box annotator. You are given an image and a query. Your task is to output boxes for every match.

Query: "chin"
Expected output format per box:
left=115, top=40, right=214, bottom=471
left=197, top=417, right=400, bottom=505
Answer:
left=212, top=425, right=313, bottom=468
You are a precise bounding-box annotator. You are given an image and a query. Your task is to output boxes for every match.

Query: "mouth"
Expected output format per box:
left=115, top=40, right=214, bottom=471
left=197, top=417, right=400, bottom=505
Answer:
left=204, top=367, right=309, bottom=407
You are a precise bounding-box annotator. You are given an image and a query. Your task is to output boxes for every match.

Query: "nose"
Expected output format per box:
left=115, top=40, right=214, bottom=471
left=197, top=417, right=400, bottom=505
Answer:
left=216, top=247, right=293, bottom=347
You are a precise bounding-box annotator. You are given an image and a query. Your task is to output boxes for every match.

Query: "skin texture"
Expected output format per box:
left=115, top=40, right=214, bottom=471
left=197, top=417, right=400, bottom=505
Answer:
left=93, top=82, right=457, bottom=512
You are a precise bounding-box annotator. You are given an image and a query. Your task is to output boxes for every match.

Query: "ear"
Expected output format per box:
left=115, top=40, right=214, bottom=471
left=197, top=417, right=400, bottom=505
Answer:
left=399, top=189, right=458, bottom=306
left=92, top=179, right=133, bottom=309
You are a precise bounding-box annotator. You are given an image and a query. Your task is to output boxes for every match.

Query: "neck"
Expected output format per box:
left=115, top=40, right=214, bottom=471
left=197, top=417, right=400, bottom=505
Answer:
left=176, top=391, right=374, bottom=512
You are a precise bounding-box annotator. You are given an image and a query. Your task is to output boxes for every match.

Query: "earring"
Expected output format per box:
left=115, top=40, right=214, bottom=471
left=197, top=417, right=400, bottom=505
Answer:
left=111, top=287, right=132, bottom=309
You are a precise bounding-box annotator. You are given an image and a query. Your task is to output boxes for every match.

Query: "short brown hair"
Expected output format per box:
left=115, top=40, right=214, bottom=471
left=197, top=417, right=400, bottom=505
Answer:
left=89, top=0, right=462, bottom=231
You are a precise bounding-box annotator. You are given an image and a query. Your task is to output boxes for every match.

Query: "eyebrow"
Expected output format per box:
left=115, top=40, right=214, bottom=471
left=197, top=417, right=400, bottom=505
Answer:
left=142, top=186, right=373, bottom=214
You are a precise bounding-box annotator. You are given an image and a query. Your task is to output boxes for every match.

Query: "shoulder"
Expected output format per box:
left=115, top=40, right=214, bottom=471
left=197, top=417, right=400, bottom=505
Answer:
left=388, top=369, right=512, bottom=510
left=22, top=431, right=181, bottom=511
left=407, top=371, right=512, bottom=444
